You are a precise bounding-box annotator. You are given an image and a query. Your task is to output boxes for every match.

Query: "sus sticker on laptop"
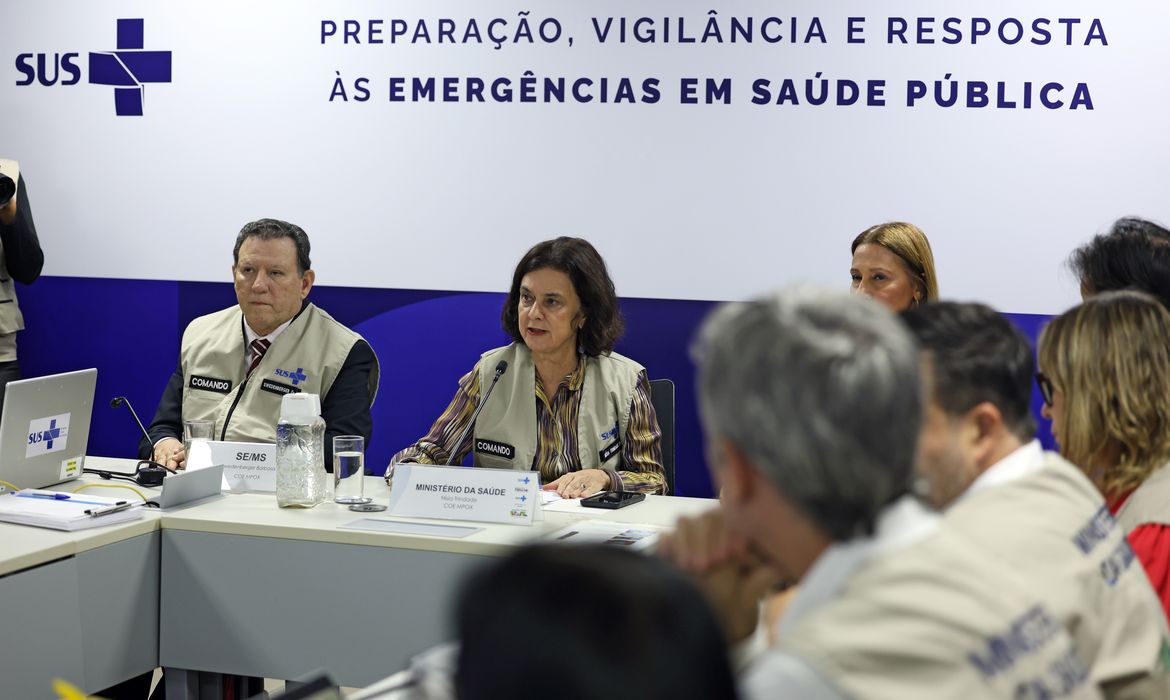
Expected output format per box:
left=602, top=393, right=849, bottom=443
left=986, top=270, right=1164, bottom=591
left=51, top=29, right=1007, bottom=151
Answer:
left=26, top=413, right=70, bottom=459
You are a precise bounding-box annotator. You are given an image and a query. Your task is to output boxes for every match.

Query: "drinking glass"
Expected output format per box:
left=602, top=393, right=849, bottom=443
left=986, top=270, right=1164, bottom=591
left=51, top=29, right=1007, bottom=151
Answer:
left=333, top=435, right=371, bottom=505
left=183, top=419, right=215, bottom=455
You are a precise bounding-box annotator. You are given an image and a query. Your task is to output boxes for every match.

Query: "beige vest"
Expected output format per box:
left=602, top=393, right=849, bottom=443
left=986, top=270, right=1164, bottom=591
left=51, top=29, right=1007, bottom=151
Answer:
left=180, top=303, right=378, bottom=444
left=470, top=343, right=641, bottom=474
left=780, top=524, right=1103, bottom=700
left=946, top=452, right=1170, bottom=698
left=0, top=159, right=26, bottom=338
left=0, top=245, right=25, bottom=338
left=1117, top=462, right=1170, bottom=532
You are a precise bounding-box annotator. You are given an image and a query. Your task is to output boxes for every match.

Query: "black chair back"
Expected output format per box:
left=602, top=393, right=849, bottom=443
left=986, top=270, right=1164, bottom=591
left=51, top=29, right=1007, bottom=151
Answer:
left=648, top=378, right=676, bottom=495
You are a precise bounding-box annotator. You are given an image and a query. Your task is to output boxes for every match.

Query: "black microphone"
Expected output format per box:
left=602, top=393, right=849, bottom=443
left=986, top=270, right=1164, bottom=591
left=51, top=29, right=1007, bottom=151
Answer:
left=445, top=360, right=508, bottom=466
left=111, top=396, right=154, bottom=446
left=106, top=396, right=172, bottom=484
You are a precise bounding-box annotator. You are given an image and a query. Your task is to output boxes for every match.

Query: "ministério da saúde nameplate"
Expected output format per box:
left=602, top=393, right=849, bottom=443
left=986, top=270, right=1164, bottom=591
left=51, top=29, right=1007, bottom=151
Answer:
left=387, top=463, right=539, bottom=525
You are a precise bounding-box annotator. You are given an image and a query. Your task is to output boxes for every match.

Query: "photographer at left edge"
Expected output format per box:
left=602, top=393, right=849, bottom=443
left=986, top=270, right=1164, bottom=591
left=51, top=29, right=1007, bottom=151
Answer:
left=0, top=159, right=46, bottom=412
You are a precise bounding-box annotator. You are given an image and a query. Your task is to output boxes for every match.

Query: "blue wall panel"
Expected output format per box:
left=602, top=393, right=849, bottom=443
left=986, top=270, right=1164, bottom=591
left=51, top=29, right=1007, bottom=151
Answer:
left=18, top=277, right=181, bottom=462
left=13, top=276, right=1058, bottom=499
left=1008, top=312, right=1058, bottom=453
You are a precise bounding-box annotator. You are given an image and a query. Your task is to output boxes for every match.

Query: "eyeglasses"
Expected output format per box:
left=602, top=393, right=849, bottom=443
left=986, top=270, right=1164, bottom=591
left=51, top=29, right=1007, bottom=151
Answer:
left=1035, top=372, right=1054, bottom=407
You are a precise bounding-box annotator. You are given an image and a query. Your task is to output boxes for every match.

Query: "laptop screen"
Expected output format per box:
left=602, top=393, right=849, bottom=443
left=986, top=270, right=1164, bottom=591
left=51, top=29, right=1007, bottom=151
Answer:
left=0, top=368, right=97, bottom=490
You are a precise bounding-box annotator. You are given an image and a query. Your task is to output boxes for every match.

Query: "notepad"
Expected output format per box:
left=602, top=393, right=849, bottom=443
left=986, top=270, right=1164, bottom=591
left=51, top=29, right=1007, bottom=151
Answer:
left=0, top=490, right=144, bottom=531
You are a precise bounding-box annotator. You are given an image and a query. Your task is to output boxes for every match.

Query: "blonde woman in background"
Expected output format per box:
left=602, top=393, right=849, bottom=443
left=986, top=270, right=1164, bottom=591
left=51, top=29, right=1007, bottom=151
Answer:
left=850, top=222, right=939, bottom=311
left=1037, top=289, right=1170, bottom=621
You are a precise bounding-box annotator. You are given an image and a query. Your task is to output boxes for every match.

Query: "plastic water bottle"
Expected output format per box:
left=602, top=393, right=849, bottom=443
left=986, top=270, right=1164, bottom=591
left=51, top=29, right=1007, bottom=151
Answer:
left=275, top=393, right=327, bottom=508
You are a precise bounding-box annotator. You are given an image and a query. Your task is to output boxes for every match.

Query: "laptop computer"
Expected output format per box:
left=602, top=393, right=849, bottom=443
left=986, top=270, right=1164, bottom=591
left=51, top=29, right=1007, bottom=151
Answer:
left=0, top=368, right=97, bottom=490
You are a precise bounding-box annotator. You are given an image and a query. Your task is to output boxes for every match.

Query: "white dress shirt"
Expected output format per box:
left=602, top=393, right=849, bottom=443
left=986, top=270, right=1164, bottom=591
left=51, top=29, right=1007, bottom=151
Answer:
left=950, top=439, right=1044, bottom=507
left=242, top=317, right=292, bottom=373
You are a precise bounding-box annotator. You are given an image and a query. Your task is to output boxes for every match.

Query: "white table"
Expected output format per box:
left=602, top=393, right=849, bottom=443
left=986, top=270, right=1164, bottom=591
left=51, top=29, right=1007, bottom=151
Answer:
left=2, top=458, right=715, bottom=699
left=0, top=464, right=161, bottom=699
left=159, top=476, right=714, bottom=697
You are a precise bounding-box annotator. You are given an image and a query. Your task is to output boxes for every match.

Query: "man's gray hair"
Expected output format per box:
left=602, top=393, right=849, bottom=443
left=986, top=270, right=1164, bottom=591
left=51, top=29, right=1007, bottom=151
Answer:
left=233, top=218, right=312, bottom=274
left=693, top=288, right=922, bottom=540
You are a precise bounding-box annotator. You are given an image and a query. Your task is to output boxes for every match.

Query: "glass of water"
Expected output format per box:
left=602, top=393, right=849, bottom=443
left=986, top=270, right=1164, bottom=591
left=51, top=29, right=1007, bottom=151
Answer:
left=333, top=435, right=371, bottom=505
left=183, top=419, right=215, bottom=455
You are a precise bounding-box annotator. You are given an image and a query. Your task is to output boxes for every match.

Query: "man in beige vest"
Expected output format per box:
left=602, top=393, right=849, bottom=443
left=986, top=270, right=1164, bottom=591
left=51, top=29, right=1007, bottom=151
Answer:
left=145, top=218, right=378, bottom=469
left=660, top=289, right=1100, bottom=699
left=903, top=301, right=1170, bottom=698
left=0, top=159, right=45, bottom=413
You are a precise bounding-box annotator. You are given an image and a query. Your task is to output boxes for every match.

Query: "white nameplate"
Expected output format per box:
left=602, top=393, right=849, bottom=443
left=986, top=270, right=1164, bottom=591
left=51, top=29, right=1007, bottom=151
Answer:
left=387, top=464, right=539, bottom=526
left=206, top=441, right=277, bottom=493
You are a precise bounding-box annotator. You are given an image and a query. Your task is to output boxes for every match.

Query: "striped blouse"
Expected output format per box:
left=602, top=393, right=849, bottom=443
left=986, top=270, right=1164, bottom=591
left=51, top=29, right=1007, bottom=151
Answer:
left=390, top=356, right=667, bottom=494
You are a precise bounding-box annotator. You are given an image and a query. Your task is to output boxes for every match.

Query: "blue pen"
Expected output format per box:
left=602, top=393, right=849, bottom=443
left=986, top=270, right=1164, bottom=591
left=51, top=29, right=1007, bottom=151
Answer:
left=16, top=492, right=114, bottom=506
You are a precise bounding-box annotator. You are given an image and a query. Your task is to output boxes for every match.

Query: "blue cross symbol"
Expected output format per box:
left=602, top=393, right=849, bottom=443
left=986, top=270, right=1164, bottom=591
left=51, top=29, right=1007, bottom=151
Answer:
left=519, top=494, right=527, bottom=503
left=291, top=368, right=307, bottom=386
left=521, top=476, right=531, bottom=485
left=44, top=419, right=62, bottom=449
left=88, top=19, right=172, bottom=116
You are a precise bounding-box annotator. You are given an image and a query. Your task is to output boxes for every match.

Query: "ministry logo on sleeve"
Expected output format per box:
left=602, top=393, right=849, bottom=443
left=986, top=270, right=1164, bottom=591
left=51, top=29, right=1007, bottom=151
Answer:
left=27, top=413, right=71, bottom=459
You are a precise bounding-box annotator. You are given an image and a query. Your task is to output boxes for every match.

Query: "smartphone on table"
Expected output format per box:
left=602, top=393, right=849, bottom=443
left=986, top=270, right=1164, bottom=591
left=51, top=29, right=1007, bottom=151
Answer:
left=581, top=491, right=645, bottom=509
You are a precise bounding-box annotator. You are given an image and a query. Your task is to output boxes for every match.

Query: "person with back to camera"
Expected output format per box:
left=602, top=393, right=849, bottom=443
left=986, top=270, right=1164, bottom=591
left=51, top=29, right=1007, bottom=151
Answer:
left=1069, top=216, right=1170, bottom=309
left=849, top=221, right=938, bottom=311
left=386, top=237, right=666, bottom=496
left=904, top=301, right=1170, bottom=698
left=1037, top=290, right=1170, bottom=625
left=457, top=545, right=739, bottom=700
left=368, top=545, right=739, bottom=700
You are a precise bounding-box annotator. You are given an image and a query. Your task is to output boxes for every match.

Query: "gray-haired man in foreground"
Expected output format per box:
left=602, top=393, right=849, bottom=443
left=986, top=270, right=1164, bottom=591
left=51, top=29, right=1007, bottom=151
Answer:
left=660, top=289, right=1100, bottom=699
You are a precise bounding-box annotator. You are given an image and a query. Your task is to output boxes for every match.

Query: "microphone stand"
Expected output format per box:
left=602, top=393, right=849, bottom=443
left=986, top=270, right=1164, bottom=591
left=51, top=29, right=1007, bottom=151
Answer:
left=445, top=361, right=508, bottom=466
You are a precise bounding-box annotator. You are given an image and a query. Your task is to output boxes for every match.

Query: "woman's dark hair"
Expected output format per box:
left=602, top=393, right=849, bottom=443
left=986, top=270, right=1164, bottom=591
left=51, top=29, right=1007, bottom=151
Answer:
left=1070, top=217, right=1170, bottom=311
left=454, top=545, right=739, bottom=700
left=501, top=237, right=624, bottom=357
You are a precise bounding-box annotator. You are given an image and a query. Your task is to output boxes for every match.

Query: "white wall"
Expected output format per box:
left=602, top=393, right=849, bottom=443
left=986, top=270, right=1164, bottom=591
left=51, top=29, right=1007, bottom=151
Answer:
left=4, top=1, right=1168, bottom=314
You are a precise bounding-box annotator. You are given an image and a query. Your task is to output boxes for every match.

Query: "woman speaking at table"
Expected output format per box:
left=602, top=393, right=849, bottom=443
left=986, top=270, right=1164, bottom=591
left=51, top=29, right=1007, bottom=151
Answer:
left=387, top=237, right=666, bottom=496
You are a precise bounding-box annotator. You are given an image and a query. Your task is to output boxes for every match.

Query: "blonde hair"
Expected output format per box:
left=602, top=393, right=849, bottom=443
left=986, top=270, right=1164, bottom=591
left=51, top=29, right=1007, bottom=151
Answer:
left=1038, top=290, right=1170, bottom=497
left=851, top=222, right=939, bottom=303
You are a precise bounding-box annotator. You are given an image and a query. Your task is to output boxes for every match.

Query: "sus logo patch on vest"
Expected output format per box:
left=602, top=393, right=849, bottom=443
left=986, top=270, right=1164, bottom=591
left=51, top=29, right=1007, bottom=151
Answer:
left=601, top=423, right=620, bottom=441
left=274, top=367, right=308, bottom=386
left=261, top=379, right=301, bottom=396
left=189, top=375, right=232, bottom=394
left=599, top=438, right=622, bottom=464
left=475, top=438, right=516, bottom=460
